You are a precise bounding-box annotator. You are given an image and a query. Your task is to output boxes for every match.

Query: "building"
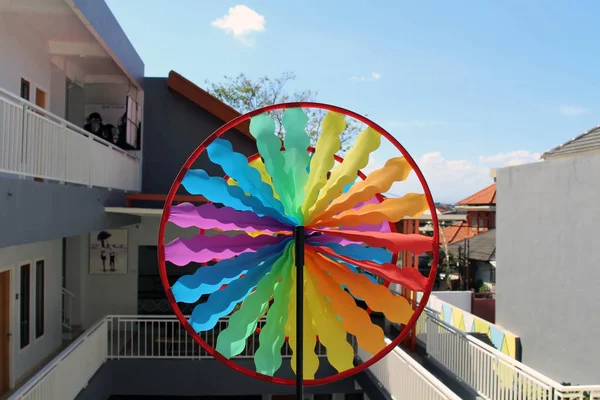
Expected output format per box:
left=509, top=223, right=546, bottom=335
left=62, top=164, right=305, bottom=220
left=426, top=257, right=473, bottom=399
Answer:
left=496, top=126, right=600, bottom=385
left=2, top=2, right=600, bottom=399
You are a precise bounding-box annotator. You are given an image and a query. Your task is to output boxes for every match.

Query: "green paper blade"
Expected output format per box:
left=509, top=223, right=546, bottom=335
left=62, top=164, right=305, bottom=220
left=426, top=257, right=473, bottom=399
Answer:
left=215, top=242, right=293, bottom=359
left=282, top=108, right=310, bottom=223
left=254, top=250, right=294, bottom=375
left=249, top=114, right=295, bottom=218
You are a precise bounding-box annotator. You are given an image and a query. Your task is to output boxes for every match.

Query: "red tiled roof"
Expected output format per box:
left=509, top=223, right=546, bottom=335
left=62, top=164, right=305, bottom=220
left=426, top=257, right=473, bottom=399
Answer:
left=166, top=71, right=254, bottom=140
left=440, top=221, right=479, bottom=245
left=457, top=183, right=496, bottom=206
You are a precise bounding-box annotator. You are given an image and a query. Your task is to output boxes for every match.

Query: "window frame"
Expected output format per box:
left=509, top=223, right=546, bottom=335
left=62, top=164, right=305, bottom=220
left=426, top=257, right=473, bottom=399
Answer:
left=20, top=78, right=30, bottom=101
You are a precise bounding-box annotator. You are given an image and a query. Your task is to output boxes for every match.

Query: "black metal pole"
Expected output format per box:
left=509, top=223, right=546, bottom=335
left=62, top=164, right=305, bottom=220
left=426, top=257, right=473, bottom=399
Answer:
left=294, top=226, right=305, bottom=400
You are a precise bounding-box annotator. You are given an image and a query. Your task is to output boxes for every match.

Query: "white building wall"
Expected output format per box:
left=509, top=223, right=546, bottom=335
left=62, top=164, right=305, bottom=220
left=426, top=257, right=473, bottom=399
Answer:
left=0, top=239, right=62, bottom=386
left=66, top=217, right=199, bottom=329
left=496, top=153, right=600, bottom=384
left=0, top=13, right=52, bottom=106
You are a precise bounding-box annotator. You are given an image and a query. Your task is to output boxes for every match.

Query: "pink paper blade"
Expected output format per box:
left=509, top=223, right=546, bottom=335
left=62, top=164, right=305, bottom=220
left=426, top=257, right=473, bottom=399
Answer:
left=312, top=245, right=427, bottom=291
left=309, top=228, right=434, bottom=255
left=165, top=234, right=286, bottom=266
left=169, top=202, right=291, bottom=233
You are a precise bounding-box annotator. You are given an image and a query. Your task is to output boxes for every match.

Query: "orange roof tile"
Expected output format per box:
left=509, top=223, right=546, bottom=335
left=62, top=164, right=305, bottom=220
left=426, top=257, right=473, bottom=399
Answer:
left=440, top=221, right=479, bottom=245
left=457, top=183, right=496, bottom=206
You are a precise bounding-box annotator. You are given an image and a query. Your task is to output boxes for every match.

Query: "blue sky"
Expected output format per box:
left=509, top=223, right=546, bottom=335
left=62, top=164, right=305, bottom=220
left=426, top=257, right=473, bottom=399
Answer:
left=106, top=0, right=600, bottom=202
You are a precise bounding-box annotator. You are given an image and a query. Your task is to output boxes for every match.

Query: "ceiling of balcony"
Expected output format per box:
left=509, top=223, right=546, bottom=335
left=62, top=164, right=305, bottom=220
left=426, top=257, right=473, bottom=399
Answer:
left=0, top=0, right=129, bottom=84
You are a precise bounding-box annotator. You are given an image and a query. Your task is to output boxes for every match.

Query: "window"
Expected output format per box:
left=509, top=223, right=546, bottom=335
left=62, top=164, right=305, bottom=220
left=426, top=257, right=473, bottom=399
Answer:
left=20, top=79, right=30, bottom=101
left=20, top=264, right=31, bottom=349
left=35, top=260, right=45, bottom=339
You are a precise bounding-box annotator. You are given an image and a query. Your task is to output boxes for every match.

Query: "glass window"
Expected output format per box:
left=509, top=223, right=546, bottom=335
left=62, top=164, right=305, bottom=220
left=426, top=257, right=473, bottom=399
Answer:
left=35, top=260, right=45, bottom=338
left=20, top=264, right=31, bottom=349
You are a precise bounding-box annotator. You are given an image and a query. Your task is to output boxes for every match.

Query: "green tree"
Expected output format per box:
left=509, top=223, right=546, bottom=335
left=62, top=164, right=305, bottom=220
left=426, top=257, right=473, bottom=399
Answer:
left=206, top=72, right=364, bottom=150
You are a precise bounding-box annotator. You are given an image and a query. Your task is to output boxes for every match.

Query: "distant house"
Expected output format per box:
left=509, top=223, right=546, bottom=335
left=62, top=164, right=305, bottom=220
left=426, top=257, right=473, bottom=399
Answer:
left=448, top=228, right=496, bottom=286
left=441, top=183, right=496, bottom=246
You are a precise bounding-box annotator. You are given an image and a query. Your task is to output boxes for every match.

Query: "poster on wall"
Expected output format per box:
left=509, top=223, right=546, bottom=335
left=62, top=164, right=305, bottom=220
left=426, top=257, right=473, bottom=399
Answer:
left=84, top=104, right=128, bottom=148
left=89, top=229, right=128, bottom=275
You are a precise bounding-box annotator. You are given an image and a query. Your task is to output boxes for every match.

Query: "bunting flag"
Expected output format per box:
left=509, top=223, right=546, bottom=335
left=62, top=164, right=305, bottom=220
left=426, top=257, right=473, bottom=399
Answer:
left=160, top=105, right=437, bottom=383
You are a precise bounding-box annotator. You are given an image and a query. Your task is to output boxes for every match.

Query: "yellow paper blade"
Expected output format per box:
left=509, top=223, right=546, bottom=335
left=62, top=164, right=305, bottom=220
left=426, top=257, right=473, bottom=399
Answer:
left=312, top=251, right=414, bottom=324
left=301, top=112, right=346, bottom=217
left=305, top=267, right=355, bottom=373
left=312, top=157, right=412, bottom=223
left=306, top=253, right=386, bottom=355
left=306, top=126, right=381, bottom=223
left=227, top=158, right=280, bottom=200
left=314, top=194, right=428, bottom=228
left=285, top=262, right=319, bottom=379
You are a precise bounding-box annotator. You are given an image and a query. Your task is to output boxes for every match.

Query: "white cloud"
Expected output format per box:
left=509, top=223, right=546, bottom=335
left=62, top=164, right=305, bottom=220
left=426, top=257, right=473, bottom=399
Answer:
left=367, top=150, right=541, bottom=203
left=350, top=72, right=382, bottom=82
left=559, top=105, right=589, bottom=117
left=211, top=5, right=265, bottom=43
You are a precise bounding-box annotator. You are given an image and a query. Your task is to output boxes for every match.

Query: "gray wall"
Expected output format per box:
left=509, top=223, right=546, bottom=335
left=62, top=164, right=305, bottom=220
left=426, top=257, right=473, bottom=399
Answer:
left=496, top=153, right=600, bottom=384
left=0, top=177, right=139, bottom=248
left=141, top=78, right=257, bottom=195
left=76, top=359, right=361, bottom=399
left=72, top=0, right=144, bottom=87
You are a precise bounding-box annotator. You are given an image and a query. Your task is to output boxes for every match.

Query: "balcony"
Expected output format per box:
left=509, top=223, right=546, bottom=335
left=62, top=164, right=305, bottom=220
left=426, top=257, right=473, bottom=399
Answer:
left=8, top=309, right=600, bottom=400
left=0, top=87, right=141, bottom=192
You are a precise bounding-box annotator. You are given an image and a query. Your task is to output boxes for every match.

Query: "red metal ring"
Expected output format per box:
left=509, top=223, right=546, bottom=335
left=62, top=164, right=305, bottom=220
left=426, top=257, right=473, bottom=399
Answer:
left=158, top=102, right=439, bottom=386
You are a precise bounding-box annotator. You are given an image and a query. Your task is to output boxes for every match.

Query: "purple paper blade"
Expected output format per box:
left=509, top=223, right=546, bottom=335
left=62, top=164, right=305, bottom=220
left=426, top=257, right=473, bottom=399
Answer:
left=165, top=234, right=286, bottom=266
left=169, top=202, right=291, bottom=233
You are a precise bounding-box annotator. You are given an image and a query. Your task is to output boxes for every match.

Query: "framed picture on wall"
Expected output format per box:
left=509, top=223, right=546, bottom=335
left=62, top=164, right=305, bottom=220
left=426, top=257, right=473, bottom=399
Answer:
left=89, top=229, right=128, bottom=275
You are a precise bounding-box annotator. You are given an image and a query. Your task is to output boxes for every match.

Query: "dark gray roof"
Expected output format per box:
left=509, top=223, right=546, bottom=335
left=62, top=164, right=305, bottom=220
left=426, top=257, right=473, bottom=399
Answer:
left=447, top=229, right=496, bottom=262
left=541, top=125, right=600, bottom=160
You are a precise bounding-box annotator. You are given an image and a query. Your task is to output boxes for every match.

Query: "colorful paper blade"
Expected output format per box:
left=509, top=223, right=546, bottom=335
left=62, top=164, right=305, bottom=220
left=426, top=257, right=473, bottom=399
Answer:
left=314, top=194, right=428, bottom=228
left=311, top=228, right=434, bottom=255
left=305, top=267, right=355, bottom=373
left=255, top=260, right=293, bottom=375
left=321, top=242, right=393, bottom=264
left=249, top=114, right=295, bottom=216
left=301, top=111, right=346, bottom=217
left=171, top=239, right=291, bottom=303
left=181, top=169, right=293, bottom=224
left=228, top=157, right=280, bottom=200
left=165, top=234, right=285, bottom=266
left=188, top=246, right=286, bottom=332
left=306, top=126, right=381, bottom=223
left=311, top=251, right=414, bottom=324
left=306, top=253, right=386, bottom=355
left=216, top=242, right=293, bottom=358
left=314, top=245, right=428, bottom=291
left=285, top=262, right=319, bottom=379
left=282, top=108, right=311, bottom=222
left=206, top=138, right=292, bottom=223
left=313, top=156, right=412, bottom=223
left=169, top=202, right=291, bottom=233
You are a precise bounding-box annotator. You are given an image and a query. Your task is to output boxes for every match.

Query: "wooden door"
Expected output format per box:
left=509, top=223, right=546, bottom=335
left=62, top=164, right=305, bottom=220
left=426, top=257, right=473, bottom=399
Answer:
left=0, top=270, right=10, bottom=395
left=35, top=88, right=46, bottom=109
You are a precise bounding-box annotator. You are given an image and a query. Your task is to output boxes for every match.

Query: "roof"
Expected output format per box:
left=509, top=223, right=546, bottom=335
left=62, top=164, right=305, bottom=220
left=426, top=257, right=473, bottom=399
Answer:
left=447, top=229, right=496, bottom=262
left=457, top=184, right=496, bottom=206
left=166, top=71, right=254, bottom=140
left=541, top=125, right=600, bottom=160
left=440, top=221, right=478, bottom=245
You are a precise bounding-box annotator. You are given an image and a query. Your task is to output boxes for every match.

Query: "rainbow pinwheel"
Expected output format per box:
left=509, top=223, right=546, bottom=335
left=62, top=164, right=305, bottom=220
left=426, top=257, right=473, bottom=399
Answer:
left=158, top=103, right=439, bottom=389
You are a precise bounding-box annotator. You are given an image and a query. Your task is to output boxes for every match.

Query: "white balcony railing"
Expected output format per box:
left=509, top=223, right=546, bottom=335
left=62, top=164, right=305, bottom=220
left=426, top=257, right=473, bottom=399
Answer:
left=357, top=339, right=462, bottom=400
left=424, top=312, right=600, bottom=400
left=0, top=87, right=140, bottom=191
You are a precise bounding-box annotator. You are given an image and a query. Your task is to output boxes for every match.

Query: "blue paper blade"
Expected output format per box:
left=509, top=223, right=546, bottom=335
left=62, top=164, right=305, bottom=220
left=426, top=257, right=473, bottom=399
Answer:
left=172, top=238, right=292, bottom=303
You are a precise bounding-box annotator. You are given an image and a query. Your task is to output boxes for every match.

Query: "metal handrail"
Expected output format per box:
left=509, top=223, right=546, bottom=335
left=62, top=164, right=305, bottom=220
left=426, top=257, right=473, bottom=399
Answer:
left=0, top=87, right=138, bottom=161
